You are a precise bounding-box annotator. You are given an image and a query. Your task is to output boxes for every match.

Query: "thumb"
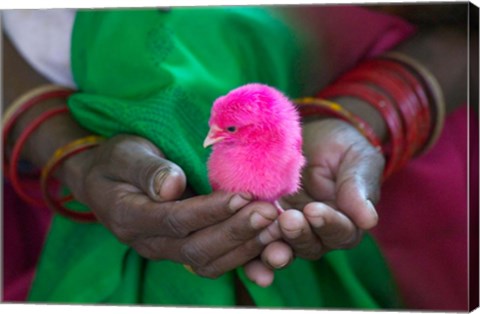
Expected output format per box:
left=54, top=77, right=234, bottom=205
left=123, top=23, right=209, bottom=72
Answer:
left=335, top=143, right=385, bottom=230
left=106, top=135, right=187, bottom=202
left=145, top=155, right=187, bottom=202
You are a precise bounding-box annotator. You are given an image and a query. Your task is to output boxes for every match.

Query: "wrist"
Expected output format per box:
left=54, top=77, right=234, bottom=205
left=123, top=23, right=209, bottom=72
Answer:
left=327, top=96, right=388, bottom=143
left=9, top=96, right=89, bottom=168
left=298, top=53, right=443, bottom=180
left=57, top=145, right=96, bottom=203
left=40, top=134, right=104, bottom=222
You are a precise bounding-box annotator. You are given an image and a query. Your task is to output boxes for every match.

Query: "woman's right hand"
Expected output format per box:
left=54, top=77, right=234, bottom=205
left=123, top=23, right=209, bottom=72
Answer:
left=61, top=134, right=279, bottom=278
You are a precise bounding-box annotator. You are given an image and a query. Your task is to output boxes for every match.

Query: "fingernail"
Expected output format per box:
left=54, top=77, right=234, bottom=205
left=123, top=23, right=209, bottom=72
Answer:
left=250, top=212, right=273, bottom=230
left=280, top=210, right=305, bottom=239
left=282, top=227, right=303, bottom=240
left=156, top=168, right=172, bottom=198
left=258, top=221, right=280, bottom=245
left=228, top=194, right=251, bottom=212
left=305, top=203, right=327, bottom=228
left=273, top=258, right=293, bottom=269
left=366, top=200, right=378, bottom=218
left=156, top=169, right=184, bottom=201
left=365, top=200, right=379, bottom=228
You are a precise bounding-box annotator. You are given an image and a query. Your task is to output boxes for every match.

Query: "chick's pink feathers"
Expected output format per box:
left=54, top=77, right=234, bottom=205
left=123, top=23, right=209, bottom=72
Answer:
left=204, top=83, right=305, bottom=204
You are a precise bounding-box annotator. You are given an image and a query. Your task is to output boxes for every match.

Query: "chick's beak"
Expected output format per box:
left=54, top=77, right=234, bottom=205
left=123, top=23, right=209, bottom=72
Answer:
left=203, top=125, right=224, bottom=148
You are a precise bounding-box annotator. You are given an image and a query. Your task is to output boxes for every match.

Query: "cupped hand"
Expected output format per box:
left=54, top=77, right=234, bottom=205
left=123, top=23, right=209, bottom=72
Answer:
left=62, top=134, right=279, bottom=278
left=244, top=118, right=385, bottom=285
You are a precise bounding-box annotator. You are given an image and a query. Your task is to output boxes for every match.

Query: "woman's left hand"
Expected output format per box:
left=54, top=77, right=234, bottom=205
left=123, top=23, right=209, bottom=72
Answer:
left=243, top=118, right=385, bottom=286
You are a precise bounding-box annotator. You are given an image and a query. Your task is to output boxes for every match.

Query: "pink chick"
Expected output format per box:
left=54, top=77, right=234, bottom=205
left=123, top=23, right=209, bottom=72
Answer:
left=203, top=83, right=306, bottom=213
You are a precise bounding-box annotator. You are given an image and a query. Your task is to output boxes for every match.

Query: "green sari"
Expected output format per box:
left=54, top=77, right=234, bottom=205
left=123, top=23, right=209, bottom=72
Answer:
left=28, top=7, right=401, bottom=308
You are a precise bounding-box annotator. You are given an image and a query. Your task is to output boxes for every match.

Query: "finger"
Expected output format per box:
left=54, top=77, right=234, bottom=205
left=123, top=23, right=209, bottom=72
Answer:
left=243, top=259, right=275, bottom=287
left=261, top=241, right=293, bottom=269
left=317, top=135, right=382, bottom=230
left=302, top=165, right=337, bottom=201
left=277, top=209, right=323, bottom=260
left=193, top=236, right=266, bottom=279
left=108, top=191, right=252, bottom=240
left=135, top=221, right=273, bottom=278
left=335, top=146, right=383, bottom=229
left=303, top=202, right=362, bottom=250
left=179, top=201, right=278, bottom=269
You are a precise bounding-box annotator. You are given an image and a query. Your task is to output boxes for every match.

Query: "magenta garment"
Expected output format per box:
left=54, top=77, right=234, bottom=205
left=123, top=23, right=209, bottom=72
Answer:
left=2, top=5, right=471, bottom=310
left=3, top=179, right=52, bottom=301
left=372, top=105, right=472, bottom=311
left=316, top=6, right=471, bottom=310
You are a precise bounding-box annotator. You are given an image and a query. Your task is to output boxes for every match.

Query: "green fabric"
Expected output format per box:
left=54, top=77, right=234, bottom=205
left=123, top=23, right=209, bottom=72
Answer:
left=28, top=7, right=402, bottom=309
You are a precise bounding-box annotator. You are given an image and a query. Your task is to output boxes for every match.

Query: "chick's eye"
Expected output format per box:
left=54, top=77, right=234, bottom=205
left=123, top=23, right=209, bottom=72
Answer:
left=226, top=126, right=237, bottom=133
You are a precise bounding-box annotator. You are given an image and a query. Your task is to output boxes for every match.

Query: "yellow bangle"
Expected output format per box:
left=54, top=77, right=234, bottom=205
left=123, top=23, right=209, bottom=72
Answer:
left=295, top=97, right=383, bottom=152
left=41, top=135, right=105, bottom=222
left=2, top=84, right=73, bottom=125
left=382, top=52, right=446, bottom=155
left=183, top=264, right=196, bottom=275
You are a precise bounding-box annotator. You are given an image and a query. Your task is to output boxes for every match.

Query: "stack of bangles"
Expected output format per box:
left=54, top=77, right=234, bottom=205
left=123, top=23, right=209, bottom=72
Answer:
left=2, top=84, right=103, bottom=222
left=295, top=52, right=446, bottom=180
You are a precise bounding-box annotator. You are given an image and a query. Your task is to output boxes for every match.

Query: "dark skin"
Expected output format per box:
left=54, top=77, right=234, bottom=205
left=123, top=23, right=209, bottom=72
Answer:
left=3, top=5, right=469, bottom=296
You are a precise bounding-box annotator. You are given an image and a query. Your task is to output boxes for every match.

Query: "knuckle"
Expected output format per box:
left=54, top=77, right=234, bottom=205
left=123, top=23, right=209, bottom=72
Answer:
left=289, top=238, right=323, bottom=260
left=195, top=264, right=222, bottom=279
left=132, top=238, right=172, bottom=260
left=244, top=237, right=263, bottom=253
left=327, top=230, right=359, bottom=250
left=107, top=205, right=137, bottom=243
left=113, top=227, right=137, bottom=244
left=132, top=240, right=158, bottom=260
left=298, top=248, right=323, bottom=260
left=339, top=229, right=364, bottom=249
left=319, top=223, right=353, bottom=248
left=180, top=242, right=210, bottom=268
left=223, top=224, right=247, bottom=243
left=164, top=213, right=190, bottom=238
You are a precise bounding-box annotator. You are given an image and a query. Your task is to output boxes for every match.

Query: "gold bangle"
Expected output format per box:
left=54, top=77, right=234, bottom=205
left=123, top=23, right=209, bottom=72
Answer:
left=382, top=52, right=446, bottom=155
left=41, top=135, right=105, bottom=222
left=183, top=264, right=196, bottom=275
left=2, top=84, right=73, bottom=125
left=295, top=97, right=383, bottom=152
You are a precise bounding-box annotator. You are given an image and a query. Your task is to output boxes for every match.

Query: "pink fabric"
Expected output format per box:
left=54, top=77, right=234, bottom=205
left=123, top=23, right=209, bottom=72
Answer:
left=311, top=5, right=416, bottom=78
left=314, top=8, right=471, bottom=309
left=372, top=105, right=472, bottom=311
left=1, top=6, right=472, bottom=310
left=2, top=179, right=52, bottom=301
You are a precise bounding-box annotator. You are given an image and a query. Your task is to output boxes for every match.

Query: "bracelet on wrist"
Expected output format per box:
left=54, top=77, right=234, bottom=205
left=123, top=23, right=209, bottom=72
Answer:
left=41, top=135, right=105, bottom=223
left=3, top=85, right=74, bottom=177
left=299, top=53, right=445, bottom=180
left=295, top=97, right=383, bottom=153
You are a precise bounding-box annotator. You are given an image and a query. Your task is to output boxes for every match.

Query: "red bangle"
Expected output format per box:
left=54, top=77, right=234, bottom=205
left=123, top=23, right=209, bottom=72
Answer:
left=295, top=97, right=383, bottom=152
left=382, top=52, right=446, bottom=155
left=360, top=59, right=431, bottom=153
left=3, top=86, right=74, bottom=178
left=40, top=135, right=105, bottom=223
left=318, top=82, right=404, bottom=179
left=8, top=107, right=70, bottom=207
left=367, top=59, right=430, bottom=123
left=337, top=67, right=421, bottom=167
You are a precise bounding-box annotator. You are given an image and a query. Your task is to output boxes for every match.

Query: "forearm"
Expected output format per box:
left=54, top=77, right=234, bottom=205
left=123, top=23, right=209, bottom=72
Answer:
left=393, top=25, right=468, bottom=114
left=3, top=33, right=91, bottom=193
left=336, top=23, right=468, bottom=140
